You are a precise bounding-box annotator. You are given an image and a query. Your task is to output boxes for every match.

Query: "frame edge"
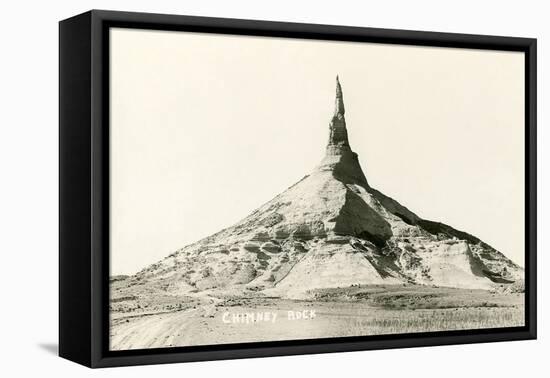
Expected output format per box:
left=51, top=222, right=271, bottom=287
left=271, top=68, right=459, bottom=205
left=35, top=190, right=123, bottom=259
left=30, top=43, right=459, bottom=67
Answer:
left=59, top=11, right=94, bottom=368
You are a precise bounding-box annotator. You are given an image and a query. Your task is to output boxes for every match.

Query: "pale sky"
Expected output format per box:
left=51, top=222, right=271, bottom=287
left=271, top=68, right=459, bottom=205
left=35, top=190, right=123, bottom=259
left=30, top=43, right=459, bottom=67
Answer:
left=110, top=28, right=525, bottom=275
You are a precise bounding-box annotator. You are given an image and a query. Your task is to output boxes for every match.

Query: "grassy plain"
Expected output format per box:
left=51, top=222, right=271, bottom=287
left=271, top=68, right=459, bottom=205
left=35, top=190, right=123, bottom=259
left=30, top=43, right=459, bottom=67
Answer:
left=110, top=284, right=524, bottom=350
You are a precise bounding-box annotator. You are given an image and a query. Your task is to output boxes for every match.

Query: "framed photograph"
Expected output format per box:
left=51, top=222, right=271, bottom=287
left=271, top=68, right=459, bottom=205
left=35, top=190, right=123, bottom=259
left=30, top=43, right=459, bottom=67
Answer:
left=59, top=10, right=536, bottom=368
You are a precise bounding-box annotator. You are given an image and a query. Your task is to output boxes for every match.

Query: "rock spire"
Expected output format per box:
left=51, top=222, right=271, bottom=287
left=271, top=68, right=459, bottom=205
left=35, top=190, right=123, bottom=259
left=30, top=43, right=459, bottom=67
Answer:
left=328, top=76, right=350, bottom=149
left=334, top=75, right=345, bottom=118
left=320, top=76, right=369, bottom=187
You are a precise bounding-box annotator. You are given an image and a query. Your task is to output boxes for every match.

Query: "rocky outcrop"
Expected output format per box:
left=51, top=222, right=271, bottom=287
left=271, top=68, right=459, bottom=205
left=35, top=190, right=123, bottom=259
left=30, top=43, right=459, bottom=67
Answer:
left=125, top=76, right=523, bottom=298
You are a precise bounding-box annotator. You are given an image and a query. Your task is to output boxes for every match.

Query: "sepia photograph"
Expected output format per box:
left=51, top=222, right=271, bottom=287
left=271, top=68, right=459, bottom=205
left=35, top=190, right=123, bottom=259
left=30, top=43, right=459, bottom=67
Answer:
left=108, top=27, right=526, bottom=351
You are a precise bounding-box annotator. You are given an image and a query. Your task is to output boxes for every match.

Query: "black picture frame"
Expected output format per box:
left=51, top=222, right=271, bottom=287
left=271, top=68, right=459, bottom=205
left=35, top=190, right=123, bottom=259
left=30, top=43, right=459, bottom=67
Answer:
left=59, top=9, right=537, bottom=368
